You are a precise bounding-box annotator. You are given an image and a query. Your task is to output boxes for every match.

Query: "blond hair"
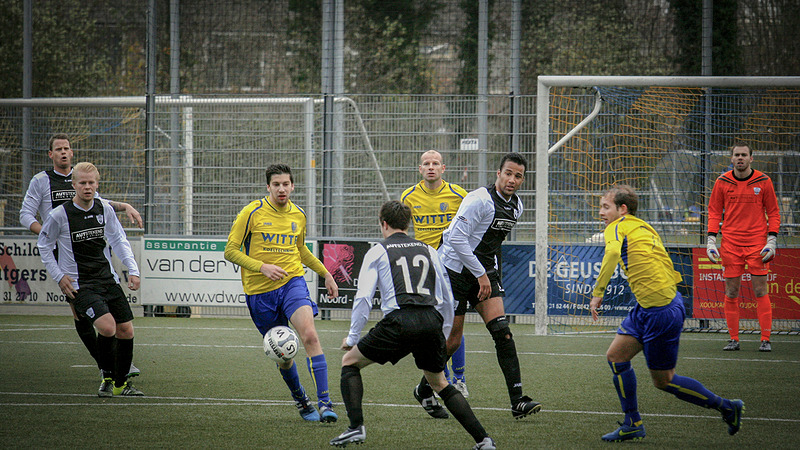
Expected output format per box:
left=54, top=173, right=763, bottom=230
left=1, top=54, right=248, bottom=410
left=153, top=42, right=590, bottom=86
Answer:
left=73, top=162, right=100, bottom=180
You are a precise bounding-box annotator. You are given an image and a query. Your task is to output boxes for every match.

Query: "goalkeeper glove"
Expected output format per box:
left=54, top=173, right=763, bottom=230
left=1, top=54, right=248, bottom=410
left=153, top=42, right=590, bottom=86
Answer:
left=761, top=235, right=777, bottom=263
left=706, top=235, right=720, bottom=263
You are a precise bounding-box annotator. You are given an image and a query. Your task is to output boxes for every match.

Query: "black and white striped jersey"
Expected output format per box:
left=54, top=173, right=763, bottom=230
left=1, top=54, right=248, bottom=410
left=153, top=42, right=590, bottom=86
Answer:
left=345, top=232, right=454, bottom=347
left=20, top=168, right=104, bottom=231
left=38, top=199, right=139, bottom=290
left=438, top=184, right=522, bottom=277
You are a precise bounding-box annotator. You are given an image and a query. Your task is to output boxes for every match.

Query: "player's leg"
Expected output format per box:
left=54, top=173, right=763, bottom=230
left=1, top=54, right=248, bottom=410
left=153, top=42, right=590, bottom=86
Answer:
left=286, top=278, right=336, bottom=421
left=602, top=332, right=645, bottom=442
left=426, top=370, right=492, bottom=447
left=751, top=270, right=772, bottom=351
left=721, top=243, right=744, bottom=350
left=247, top=291, right=318, bottom=420
left=450, top=335, right=468, bottom=397
left=415, top=307, right=464, bottom=417
left=92, top=312, right=118, bottom=397
left=476, top=296, right=539, bottom=419
left=70, top=302, right=101, bottom=369
left=106, top=285, right=142, bottom=396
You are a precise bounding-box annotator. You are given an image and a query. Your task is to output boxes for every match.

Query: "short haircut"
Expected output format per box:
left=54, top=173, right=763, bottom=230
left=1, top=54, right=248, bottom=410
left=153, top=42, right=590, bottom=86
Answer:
left=499, top=152, right=528, bottom=172
left=420, top=150, right=443, bottom=163
left=730, top=142, right=753, bottom=156
left=48, top=133, right=71, bottom=151
left=604, top=184, right=638, bottom=216
left=73, top=161, right=100, bottom=180
left=265, top=164, right=293, bottom=184
left=379, top=200, right=411, bottom=231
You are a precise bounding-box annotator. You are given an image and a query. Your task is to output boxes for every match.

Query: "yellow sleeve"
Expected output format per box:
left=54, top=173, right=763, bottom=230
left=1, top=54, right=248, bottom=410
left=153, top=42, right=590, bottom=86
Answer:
left=224, top=204, right=264, bottom=273
left=592, top=225, right=622, bottom=298
left=296, top=229, right=329, bottom=276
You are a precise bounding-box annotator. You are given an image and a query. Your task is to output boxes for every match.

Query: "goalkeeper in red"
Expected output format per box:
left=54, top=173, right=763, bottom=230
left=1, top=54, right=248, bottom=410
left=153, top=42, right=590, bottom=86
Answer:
left=707, top=143, right=780, bottom=352
left=225, top=164, right=339, bottom=423
left=590, top=185, right=743, bottom=442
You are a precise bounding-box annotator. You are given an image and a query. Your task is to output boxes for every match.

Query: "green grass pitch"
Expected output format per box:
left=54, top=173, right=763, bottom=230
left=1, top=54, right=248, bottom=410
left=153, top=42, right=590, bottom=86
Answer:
left=1, top=314, right=798, bottom=449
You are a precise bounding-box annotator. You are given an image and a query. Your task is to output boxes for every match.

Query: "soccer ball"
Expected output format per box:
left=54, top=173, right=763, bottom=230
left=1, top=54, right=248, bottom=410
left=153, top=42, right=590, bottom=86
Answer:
left=263, top=326, right=300, bottom=363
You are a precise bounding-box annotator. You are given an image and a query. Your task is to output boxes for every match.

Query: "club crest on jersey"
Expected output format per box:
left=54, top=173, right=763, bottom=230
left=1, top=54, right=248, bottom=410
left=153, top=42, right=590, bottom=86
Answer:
left=439, top=202, right=449, bottom=212
left=291, top=222, right=297, bottom=233
left=96, top=214, right=105, bottom=225
left=753, top=187, right=761, bottom=195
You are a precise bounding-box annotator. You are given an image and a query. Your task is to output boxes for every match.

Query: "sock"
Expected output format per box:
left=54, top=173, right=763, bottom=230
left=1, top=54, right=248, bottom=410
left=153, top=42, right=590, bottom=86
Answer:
left=756, top=295, right=772, bottom=341
left=74, top=317, right=99, bottom=367
left=723, top=296, right=740, bottom=341
left=341, top=365, right=364, bottom=428
left=279, top=362, right=306, bottom=402
left=439, top=384, right=488, bottom=443
left=96, top=334, right=115, bottom=377
left=664, top=374, right=729, bottom=411
left=486, top=317, right=523, bottom=403
left=417, top=375, right=434, bottom=398
left=114, top=337, right=134, bottom=387
left=306, top=354, right=332, bottom=407
left=451, top=335, right=466, bottom=381
left=609, top=361, right=641, bottom=426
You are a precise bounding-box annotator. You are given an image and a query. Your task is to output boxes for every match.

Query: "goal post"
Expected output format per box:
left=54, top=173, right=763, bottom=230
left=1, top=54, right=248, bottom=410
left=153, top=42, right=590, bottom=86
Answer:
left=535, top=76, right=800, bottom=336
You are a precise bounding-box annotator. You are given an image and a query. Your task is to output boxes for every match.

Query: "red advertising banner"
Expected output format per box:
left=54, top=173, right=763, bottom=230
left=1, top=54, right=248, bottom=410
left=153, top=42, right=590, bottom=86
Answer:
left=693, top=248, right=800, bottom=320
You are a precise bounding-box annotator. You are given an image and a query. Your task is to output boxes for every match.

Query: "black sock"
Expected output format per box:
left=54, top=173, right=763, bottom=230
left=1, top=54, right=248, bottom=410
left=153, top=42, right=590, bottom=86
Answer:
left=417, top=375, right=434, bottom=398
left=96, top=334, right=115, bottom=377
left=74, top=317, right=99, bottom=367
left=439, top=384, right=488, bottom=443
left=486, top=316, right=523, bottom=404
left=341, top=365, right=364, bottom=428
left=114, top=337, right=134, bottom=387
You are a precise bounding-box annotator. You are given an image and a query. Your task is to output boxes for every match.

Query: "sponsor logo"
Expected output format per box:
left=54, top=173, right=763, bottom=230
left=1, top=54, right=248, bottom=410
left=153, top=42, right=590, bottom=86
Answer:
left=72, top=227, right=104, bottom=242
left=491, top=218, right=516, bottom=232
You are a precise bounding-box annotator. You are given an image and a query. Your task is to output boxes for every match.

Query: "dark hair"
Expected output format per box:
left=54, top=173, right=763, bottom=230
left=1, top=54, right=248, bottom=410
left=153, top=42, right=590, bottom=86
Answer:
left=499, top=152, right=528, bottom=172
left=48, top=133, right=70, bottom=152
left=379, top=200, right=411, bottom=231
left=605, top=184, right=638, bottom=216
left=265, top=164, right=293, bottom=184
left=730, top=142, right=753, bottom=156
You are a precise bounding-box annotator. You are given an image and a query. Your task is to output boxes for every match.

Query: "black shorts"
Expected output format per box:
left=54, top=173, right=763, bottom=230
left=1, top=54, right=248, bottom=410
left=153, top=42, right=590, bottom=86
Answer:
left=356, top=306, right=447, bottom=373
left=447, top=267, right=504, bottom=316
left=71, top=283, right=134, bottom=324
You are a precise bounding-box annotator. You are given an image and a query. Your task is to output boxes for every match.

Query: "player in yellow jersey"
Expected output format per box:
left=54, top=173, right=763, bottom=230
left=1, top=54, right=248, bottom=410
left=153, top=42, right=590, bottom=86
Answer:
left=225, top=164, right=339, bottom=423
left=402, top=150, right=471, bottom=409
left=590, top=185, right=743, bottom=442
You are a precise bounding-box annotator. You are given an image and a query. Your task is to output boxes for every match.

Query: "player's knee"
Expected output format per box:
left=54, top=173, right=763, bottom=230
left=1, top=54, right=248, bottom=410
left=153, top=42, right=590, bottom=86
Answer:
left=297, top=329, right=320, bottom=349
left=486, top=316, right=512, bottom=343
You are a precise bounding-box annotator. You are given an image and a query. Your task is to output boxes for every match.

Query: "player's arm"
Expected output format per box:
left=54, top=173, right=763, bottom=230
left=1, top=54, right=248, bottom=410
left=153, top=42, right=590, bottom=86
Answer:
left=20, top=176, right=44, bottom=234
left=447, top=195, right=487, bottom=278
left=761, top=179, right=781, bottom=262
left=102, top=197, right=144, bottom=228
left=590, top=225, right=623, bottom=320
left=223, top=205, right=269, bottom=273
left=102, top=201, right=141, bottom=290
left=707, top=179, right=724, bottom=236
left=343, top=246, right=382, bottom=349
left=430, top=246, right=454, bottom=340
left=297, top=230, right=337, bottom=299
left=37, top=209, right=74, bottom=298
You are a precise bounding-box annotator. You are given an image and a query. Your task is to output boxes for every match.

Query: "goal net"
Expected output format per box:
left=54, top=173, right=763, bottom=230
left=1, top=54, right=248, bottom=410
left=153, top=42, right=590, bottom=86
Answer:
left=534, top=76, right=800, bottom=335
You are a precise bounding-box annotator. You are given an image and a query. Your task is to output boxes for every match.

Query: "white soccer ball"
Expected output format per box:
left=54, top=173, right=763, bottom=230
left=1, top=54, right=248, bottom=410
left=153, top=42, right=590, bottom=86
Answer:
left=263, top=326, right=300, bottom=363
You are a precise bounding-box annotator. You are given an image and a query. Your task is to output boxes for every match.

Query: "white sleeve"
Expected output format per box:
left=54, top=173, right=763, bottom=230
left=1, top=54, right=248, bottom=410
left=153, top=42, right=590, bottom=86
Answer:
left=430, top=246, right=454, bottom=340
left=103, top=201, right=140, bottom=277
left=37, top=209, right=65, bottom=283
left=346, top=245, right=383, bottom=347
left=20, top=175, right=45, bottom=231
left=448, top=194, right=487, bottom=278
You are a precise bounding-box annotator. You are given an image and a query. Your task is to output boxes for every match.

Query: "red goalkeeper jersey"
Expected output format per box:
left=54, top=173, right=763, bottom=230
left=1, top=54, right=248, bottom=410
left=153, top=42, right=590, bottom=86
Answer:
left=708, top=169, right=780, bottom=245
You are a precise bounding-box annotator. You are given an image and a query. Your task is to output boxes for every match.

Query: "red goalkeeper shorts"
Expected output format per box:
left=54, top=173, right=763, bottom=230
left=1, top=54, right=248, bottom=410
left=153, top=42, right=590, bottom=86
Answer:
left=720, top=242, right=769, bottom=278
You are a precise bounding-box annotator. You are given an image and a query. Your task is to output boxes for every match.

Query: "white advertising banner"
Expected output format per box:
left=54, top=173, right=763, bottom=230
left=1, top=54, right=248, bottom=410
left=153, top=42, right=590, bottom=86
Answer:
left=0, top=236, right=142, bottom=306
left=141, top=237, right=317, bottom=306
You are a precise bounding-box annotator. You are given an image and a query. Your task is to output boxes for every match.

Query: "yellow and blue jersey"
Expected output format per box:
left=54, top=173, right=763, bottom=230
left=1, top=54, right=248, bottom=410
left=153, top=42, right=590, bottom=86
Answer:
left=592, top=215, right=681, bottom=308
left=225, top=197, right=326, bottom=295
left=401, top=180, right=467, bottom=249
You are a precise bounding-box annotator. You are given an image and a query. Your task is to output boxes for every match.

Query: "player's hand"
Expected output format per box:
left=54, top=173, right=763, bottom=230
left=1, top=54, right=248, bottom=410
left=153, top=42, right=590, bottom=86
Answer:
left=128, top=275, right=140, bottom=291
left=706, top=235, right=720, bottom=263
left=340, top=337, right=353, bottom=352
left=260, top=264, right=288, bottom=281
left=590, top=296, right=602, bottom=321
left=761, top=235, right=777, bottom=263
left=324, top=273, right=339, bottom=299
left=58, top=275, right=77, bottom=299
left=124, top=204, right=144, bottom=228
left=477, top=273, right=491, bottom=301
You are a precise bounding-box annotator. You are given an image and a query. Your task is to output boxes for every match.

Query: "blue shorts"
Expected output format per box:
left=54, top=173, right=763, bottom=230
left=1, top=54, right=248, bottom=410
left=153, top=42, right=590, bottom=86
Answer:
left=618, top=292, right=685, bottom=371
left=246, top=276, right=318, bottom=336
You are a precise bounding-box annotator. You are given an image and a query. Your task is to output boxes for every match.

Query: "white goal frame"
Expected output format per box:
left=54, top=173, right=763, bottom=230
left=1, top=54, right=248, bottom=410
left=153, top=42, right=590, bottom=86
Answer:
left=534, top=76, right=800, bottom=335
